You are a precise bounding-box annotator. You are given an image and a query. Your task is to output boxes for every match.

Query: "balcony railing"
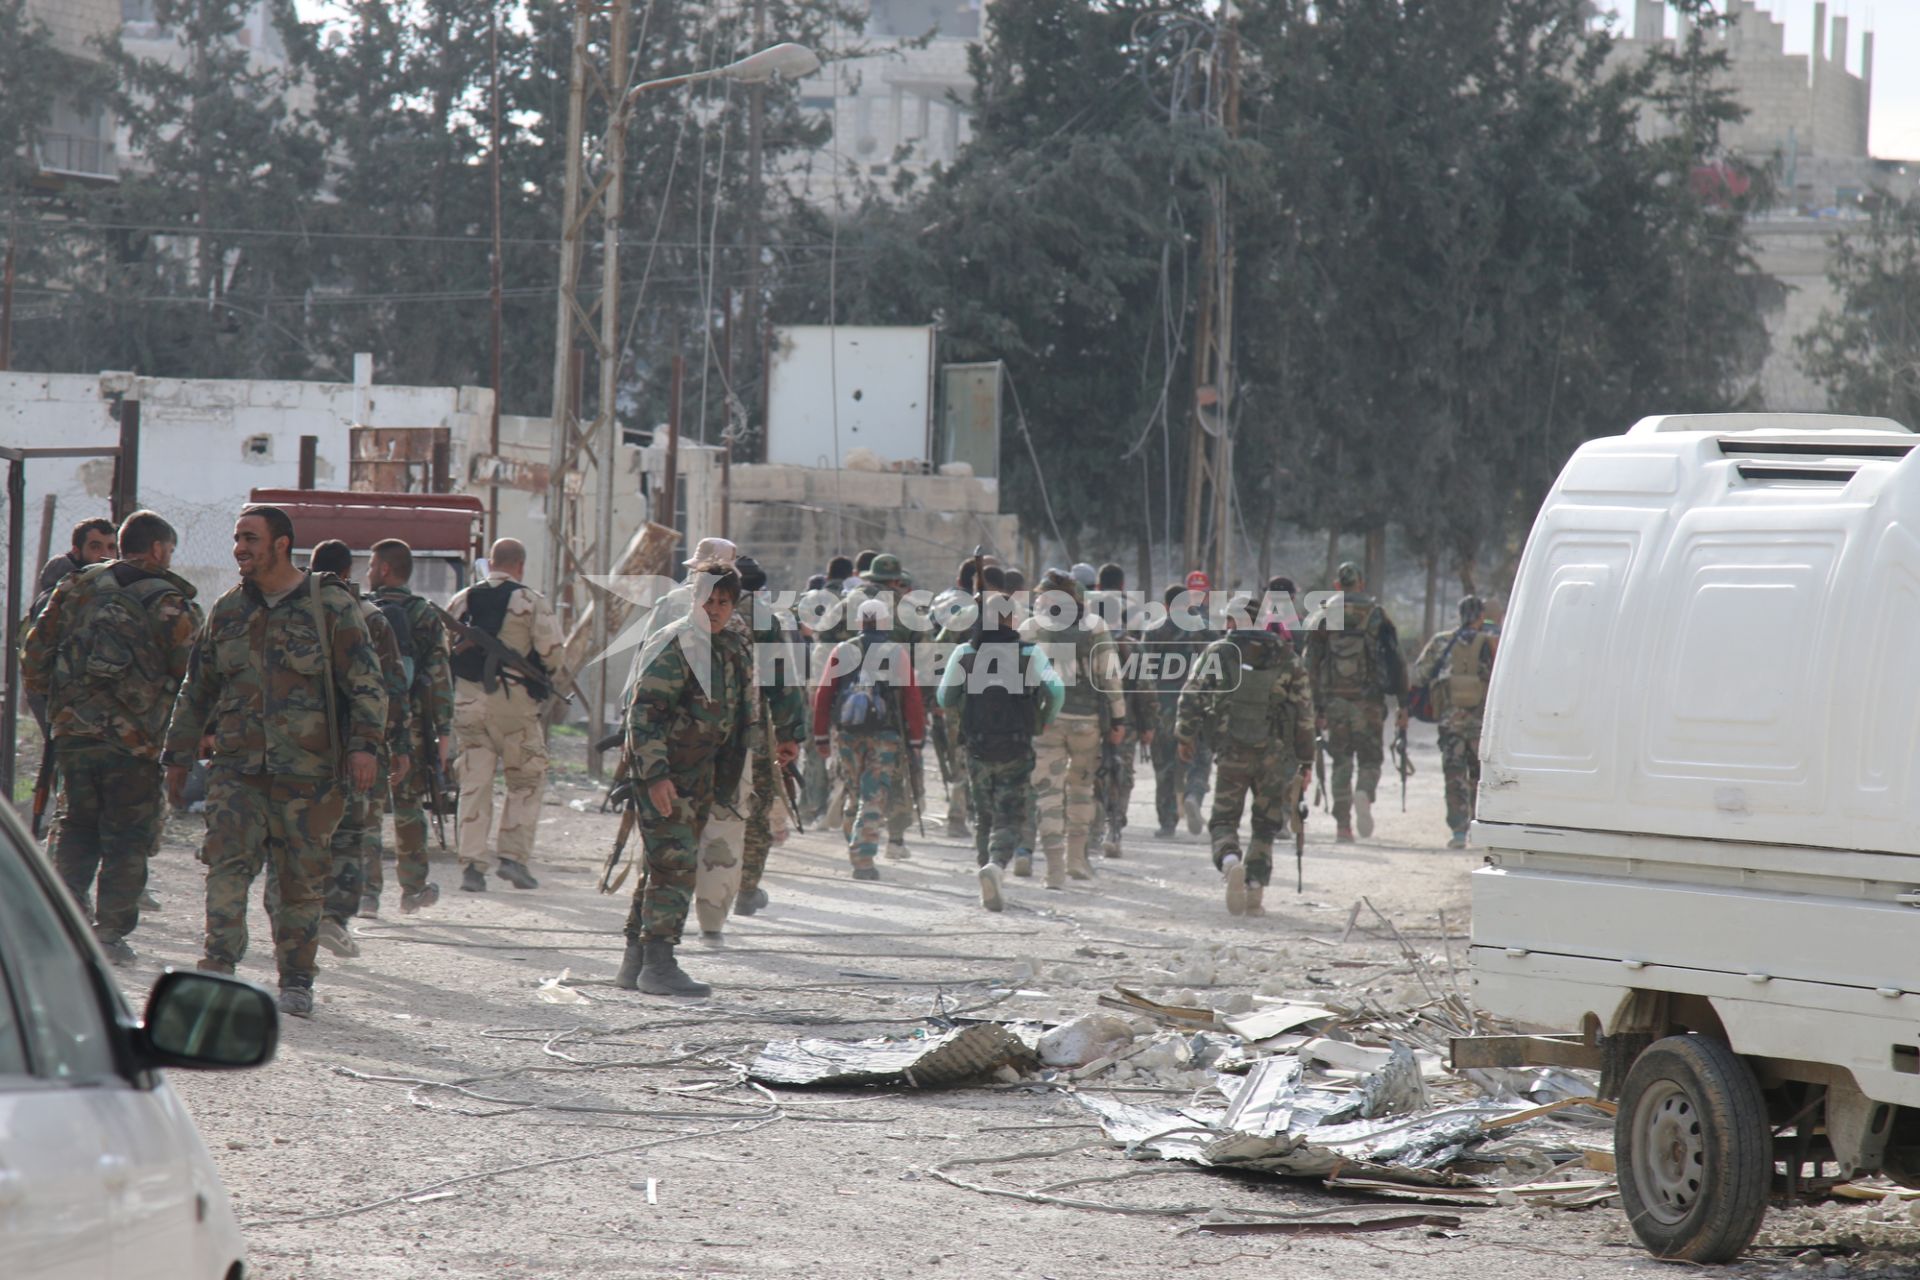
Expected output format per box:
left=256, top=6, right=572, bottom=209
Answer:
left=34, top=131, right=119, bottom=182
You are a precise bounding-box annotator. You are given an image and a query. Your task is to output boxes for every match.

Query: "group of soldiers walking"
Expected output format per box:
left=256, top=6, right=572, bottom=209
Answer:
left=21, top=504, right=575, bottom=1018
left=19, top=504, right=1496, bottom=1013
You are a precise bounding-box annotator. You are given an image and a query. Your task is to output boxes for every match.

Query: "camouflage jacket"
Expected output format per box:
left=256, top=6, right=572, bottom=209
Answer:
left=371, top=585, right=454, bottom=744
left=22, top=561, right=203, bottom=759
left=1176, top=632, right=1314, bottom=764
left=352, top=589, right=411, bottom=763
left=624, top=615, right=752, bottom=799
left=749, top=609, right=809, bottom=745
left=163, top=571, right=387, bottom=779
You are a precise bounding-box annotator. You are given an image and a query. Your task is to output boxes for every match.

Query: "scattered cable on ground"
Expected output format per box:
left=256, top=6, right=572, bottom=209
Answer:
left=242, top=1118, right=778, bottom=1230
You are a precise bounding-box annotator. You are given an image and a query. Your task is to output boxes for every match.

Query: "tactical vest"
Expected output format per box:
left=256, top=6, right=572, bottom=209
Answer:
left=832, top=633, right=899, bottom=734
left=451, top=580, right=521, bottom=684
left=1058, top=625, right=1104, bottom=718
left=51, top=564, right=182, bottom=731
left=1444, top=630, right=1492, bottom=711
left=957, top=642, right=1037, bottom=761
left=1322, top=598, right=1378, bottom=698
left=1221, top=632, right=1290, bottom=751
left=374, top=594, right=418, bottom=690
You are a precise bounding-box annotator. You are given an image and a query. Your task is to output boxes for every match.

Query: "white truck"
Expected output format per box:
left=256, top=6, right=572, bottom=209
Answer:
left=1459, top=412, right=1920, bottom=1262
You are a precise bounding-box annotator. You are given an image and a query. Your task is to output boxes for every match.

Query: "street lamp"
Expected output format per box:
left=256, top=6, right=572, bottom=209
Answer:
left=625, top=42, right=822, bottom=104
left=547, top=35, right=823, bottom=774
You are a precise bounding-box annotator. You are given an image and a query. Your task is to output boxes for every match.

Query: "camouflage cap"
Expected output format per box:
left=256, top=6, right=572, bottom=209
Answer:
left=1335, top=561, right=1363, bottom=588
left=861, top=552, right=907, bottom=583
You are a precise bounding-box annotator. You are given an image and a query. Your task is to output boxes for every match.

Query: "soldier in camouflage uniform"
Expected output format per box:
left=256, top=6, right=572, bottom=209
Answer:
left=615, top=562, right=752, bottom=997
left=729, top=557, right=806, bottom=920
left=831, top=553, right=922, bottom=858
left=936, top=572, right=1064, bottom=912
left=1177, top=627, right=1315, bottom=916
left=301, top=541, right=410, bottom=960
left=366, top=537, right=452, bottom=914
left=812, top=596, right=926, bottom=879
left=928, top=559, right=984, bottom=839
left=1087, top=564, right=1155, bottom=858
left=22, top=511, right=201, bottom=966
left=1412, top=595, right=1497, bottom=848
left=1019, top=570, right=1127, bottom=887
left=1307, top=562, right=1407, bottom=844
left=163, top=504, right=387, bottom=1019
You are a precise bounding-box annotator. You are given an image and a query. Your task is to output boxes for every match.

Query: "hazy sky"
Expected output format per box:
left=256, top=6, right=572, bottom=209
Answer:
left=1603, top=1, right=1918, bottom=159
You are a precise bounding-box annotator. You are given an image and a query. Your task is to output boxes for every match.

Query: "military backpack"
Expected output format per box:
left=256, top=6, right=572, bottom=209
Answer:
left=50, top=563, right=181, bottom=724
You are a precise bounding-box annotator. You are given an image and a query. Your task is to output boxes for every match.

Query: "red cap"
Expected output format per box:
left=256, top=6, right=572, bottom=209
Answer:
left=1184, top=571, right=1210, bottom=592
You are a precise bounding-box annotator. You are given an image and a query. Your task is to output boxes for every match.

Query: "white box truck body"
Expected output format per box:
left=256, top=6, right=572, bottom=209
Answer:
left=1464, top=412, right=1920, bottom=1261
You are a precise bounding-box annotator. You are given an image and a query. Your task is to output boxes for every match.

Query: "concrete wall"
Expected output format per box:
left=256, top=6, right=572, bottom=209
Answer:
left=0, top=368, right=491, bottom=605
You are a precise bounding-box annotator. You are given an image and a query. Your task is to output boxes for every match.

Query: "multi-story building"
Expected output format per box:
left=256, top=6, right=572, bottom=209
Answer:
left=22, top=0, right=121, bottom=187
left=787, top=0, right=984, bottom=205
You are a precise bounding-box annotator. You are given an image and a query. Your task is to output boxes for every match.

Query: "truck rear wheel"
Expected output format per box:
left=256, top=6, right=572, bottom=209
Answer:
left=1615, top=1035, right=1770, bottom=1263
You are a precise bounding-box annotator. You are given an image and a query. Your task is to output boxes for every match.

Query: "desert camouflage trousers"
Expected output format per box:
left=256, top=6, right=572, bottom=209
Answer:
left=50, top=739, right=163, bottom=942
left=967, top=750, right=1033, bottom=869
left=1209, top=747, right=1304, bottom=888
left=454, top=680, right=547, bottom=870
left=1322, top=695, right=1385, bottom=821
left=625, top=779, right=714, bottom=945
left=201, top=768, right=346, bottom=988
left=1438, top=708, right=1483, bottom=835
left=1033, top=715, right=1101, bottom=867
left=836, top=731, right=902, bottom=868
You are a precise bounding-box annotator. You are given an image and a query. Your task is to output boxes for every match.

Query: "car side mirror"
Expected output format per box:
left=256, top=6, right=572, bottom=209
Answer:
left=138, top=969, right=279, bottom=1071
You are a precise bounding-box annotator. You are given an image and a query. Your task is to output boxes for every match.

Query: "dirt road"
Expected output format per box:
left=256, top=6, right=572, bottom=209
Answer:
left=117, top=731, right=1845, bottom=1278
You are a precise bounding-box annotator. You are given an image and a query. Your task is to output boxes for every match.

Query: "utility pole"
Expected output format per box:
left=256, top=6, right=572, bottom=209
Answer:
left=1, top=237, right=15, bottom=372
left=488, top=9, right=504, bottom=543
left=741, top=0, right=769, bottom=459
left=546, top=0, right=632, bottom=776
left=1181, top=17, right=1239, bottom=588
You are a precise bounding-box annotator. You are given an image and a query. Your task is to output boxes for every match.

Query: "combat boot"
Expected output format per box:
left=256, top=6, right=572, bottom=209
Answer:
left=139, top=890, right=161, bottom=911
left=1102, top=835, right=1122, bottom=859
left=1012, top=848, right=1033, bottom=877
left=1447, top=830, right=1468, bottom=850
left=637, top=939, right=711, bottom=997
left=400, top=883, right=440, bottom=914
left=1067, top=845, right=1093, bottom=881
left=1335, top=821, right=1356, bottom=845
left=359, top=893, right=380, bottom=918
left=1223, top=855, right=1248, bottom=917
left=278, top=986, right=314, bottom=1019
left=1355, top=792, right=1375, bottom=839
left=947, top=815, right=971, bottom=840
left=885, top=840, right=911, bottom=861
left=96, top=932, right=136, bottom=968
left=1044, top=849, right=1068, bottom=891
left=317, top=919, right=360, bottom=958
left=1183, top=795, right=1204, bottom=835
left=197, top=957, right=235, bottom=975
left=496, top=858, right=539, bottom=890
left=735, top=887, right=769, bottom=916
left=852, top=865, right=880, bottom=881
left=615, top=937, right=644, bottom=990
left=978, top=862, right=1005, bottom=912
left=461, top=864, right=487, bottom=892
left=1244, top=884, right=1267, bottom=917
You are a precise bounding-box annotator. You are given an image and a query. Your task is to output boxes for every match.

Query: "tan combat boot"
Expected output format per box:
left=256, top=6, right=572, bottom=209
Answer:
left=1067, top=839, right=1093, bottom=881
left=1044, top=847, right=1068, bottom=890
left=1245, top=884, right=1266, bottom=917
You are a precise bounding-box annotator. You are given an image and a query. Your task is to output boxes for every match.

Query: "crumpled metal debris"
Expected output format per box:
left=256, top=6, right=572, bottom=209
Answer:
left=749, top=1024, right=1038, bottom=1089
left=1076, top=1054, right=1530, bottom=1181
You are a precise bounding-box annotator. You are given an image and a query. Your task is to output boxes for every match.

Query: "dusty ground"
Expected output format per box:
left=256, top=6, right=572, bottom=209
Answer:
left=103, top=729, right=1920, bottom=1279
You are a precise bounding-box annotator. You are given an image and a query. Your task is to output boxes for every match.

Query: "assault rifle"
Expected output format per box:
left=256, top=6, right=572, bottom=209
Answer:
left=763, top=695, right=805, bottom=835
left=416, top=688, right=450, bottom=849
left=30, top=746, right=54, bottom=839
left=1393, top=726, right=1415, bottom=812
left=927, top=710, right=954, bottom=802
left=436, top=604, right=570, bottom=704
left=597, top=727, right=642, bottom=894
